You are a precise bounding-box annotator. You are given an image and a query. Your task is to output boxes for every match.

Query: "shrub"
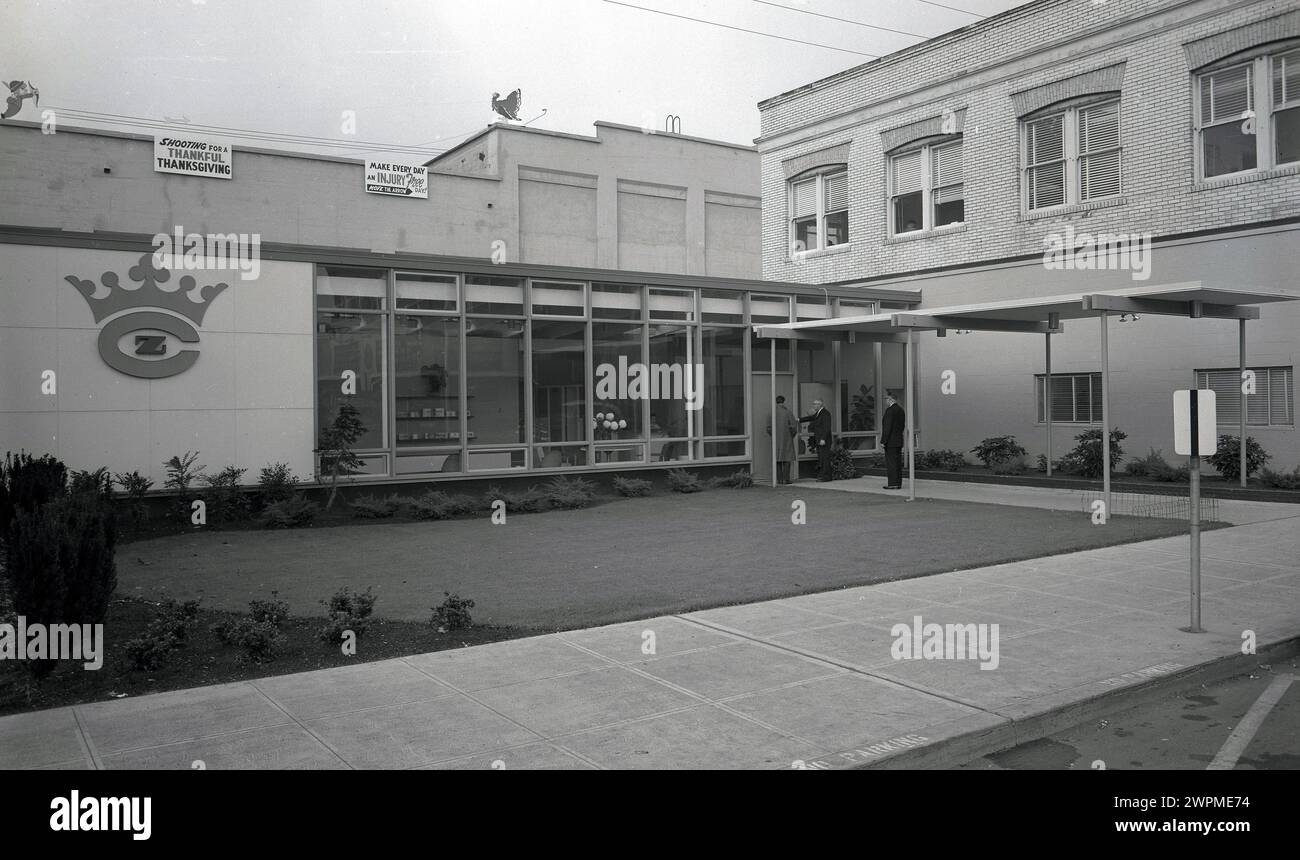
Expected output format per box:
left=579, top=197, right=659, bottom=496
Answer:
left=917, top=449, right=968, bottom=471
left=544, top=475, right=597, bottom=509
left=318, top=586, right=378, bottom=644
left=6, top=493, right=117, bottom=677
left=349, top=493, right=410, bottom=518
left=113, top=470, right=154, bottom=526
left=201, top=466, right=249, bottom=523
left=214, top=618, right=283, bottom=664
left=69, top=466, right=113, bottom=499
left=665, top=469, right=705, bottom=493
left=1061, top=428, right=1127, bottom=478
left=1036, top=453, right=1049, bottom=473
left=212, top=593, right=289, bottom=664
left=1260, top=465, right=1300, bottom=490
left=990, top=456, right=1028, bottom=475
left=1206, top=435, right=1270, bottom=482
left=1127, top=448, right=1189, bottom=483
left=0, top=451, right=67, bottom=537
left=712, top=469, right=754, bottom=489
left=409, top=490, right=478, bottom=520
left=828, top=447, right=859, bottom=480
left=256, top=462, right=299, bottom=506
left=317, top=400, right=367, bottom=511
left=247, top=593, right=291, bottom=629
left=859, top=451, right=886, bottom=470
left=970, top=436, right=1029, bottom=468
left=259, top=496, right=318, bottom=529
left=430, top=592, right=475, bottom=631
left=164, top=451, right=206, bottom=522
left=124, top=598, right=200, bottom=671
left=163, top=451, right=206, bottom=493
left=484, top=485, right=549, bottom=512
left=611, top=475, right=653, bottom=497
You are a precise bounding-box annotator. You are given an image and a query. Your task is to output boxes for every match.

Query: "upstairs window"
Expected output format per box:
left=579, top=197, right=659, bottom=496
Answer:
left=1023, top=97, right=1121, bottom=210
left=1197, top=46, right=1300, bottom=178
left=789, top=167, right=848, bottom=254
left=1272, top=48, right=1300, bottom=166
left=888, top=138, right=964, bottom=235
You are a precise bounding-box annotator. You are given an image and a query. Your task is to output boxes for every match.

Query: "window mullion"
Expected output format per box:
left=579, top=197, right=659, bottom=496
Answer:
left=816, top=174, right=826, bottom=250
left=1257, top=56, right=1272, bottom=170
left=921, top=144, right=932, bottom=230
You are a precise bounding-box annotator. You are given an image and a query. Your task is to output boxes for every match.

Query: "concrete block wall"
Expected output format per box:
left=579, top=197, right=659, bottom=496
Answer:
left=0, top=243, right=317, bottom=485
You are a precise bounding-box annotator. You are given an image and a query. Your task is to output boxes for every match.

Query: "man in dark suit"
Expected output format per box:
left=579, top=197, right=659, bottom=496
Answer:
left=800, top=398, right=833, bottom=481
left=881, top=391, right=905, bottom=489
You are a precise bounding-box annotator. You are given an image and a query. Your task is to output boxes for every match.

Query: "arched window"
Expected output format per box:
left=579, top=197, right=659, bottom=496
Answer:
left=1020, top=94, right=1120, bottom=211
left=1194, top=41, right=1300, bottom=179
left=788, top=165, right=848, bottom=254
left=886, top=135, right=964, bottom=235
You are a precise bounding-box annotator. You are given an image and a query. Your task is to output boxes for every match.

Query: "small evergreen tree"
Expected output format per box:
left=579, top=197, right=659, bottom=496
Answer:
left=7, top=493, right=117, bottom=678
left=316, top=399, right=367, bottom=511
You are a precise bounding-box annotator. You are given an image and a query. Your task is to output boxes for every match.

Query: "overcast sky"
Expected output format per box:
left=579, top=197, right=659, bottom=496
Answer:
left=5, top=0, right=1027, bottom=159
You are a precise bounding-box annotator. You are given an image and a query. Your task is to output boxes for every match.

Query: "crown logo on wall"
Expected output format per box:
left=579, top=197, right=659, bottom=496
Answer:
left=64, top=252, right=229, bottom=325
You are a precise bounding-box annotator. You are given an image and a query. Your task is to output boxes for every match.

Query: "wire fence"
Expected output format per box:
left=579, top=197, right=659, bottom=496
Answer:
left=1077, top=485, right=1220, bottom=521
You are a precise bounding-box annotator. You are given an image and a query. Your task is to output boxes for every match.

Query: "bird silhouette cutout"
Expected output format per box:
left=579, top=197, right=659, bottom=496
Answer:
left=491, top=89, right=522, bottom=121
left=2, top=80, right=39, bottom=119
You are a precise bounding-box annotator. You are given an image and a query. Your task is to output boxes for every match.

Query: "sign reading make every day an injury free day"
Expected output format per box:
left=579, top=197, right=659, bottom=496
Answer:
left=153, top=136, right=234, bottom=179
left=364, top=159, right=429, bottom=198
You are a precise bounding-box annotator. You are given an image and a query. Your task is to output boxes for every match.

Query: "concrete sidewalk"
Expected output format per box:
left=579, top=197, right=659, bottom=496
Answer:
left=2, top=507, right=1296, bottom=770
left=808, top=475, right=1297, bottom=525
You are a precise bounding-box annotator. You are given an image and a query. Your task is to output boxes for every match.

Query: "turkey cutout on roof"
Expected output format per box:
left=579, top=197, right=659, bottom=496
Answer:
left=491, top=89, right=522, bottom=121
left=2, top=80, right=39, bottom=119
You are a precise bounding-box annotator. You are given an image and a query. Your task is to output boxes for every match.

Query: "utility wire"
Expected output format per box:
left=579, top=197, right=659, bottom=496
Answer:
left=601, top=0, right=879, bottom=57
left=913, top=0, right=987, bottom=17
left=46, top=105, right=484, bottom=156
left=751, top=0, right=929, bottom=39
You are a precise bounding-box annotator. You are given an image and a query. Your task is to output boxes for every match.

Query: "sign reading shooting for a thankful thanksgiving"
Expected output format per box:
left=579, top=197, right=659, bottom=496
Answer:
left=365, top=159, right=428, bottom=198
left=153, top=135, right=233, bottom=179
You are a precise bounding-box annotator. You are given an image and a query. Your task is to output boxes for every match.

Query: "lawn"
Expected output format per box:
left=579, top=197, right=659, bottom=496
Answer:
left=118, top=486, right=1205, bottom=630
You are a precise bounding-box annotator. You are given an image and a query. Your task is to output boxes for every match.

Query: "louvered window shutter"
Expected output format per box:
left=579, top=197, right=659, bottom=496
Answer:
left=1028, top=115, right=1064, bottom=164
left=1202, top=64, right=1252, bottom=124
left=792, top=178, right=817, bottom=218
left=892, top=151, right=923, bottom=196
left=1270, top=367, right=1294, bottom=424
left=931, top=143, right=963, bottom=202
left=1027, top=115, right=1065, bottom=209
left=1275, top=50, right=1300, bottom=106
left=824, top=171, right=848, bottom=213
left=1079, top=102, right=1121, bottom=201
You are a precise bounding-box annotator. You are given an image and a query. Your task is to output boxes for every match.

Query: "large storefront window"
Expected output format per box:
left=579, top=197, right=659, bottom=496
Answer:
left=701, top=326, right=745, bottom=437
left=316, top=267, right=386, bottom=451
left=466, top=318, right=526, bottom=445
left=593, top=321, right=646, bottom=440
left=649, top=323, right=692, bottom=461
left=838, top=338, right=877, bottom=451
left=312, top=264, right=907, bottom=478
left=532, top=319, right=588, bottom=467
left=394, top=315, right=460, bottom=449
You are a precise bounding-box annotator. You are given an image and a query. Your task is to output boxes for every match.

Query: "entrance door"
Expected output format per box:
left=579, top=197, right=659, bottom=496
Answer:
left=751, top=371, right=795, bottom=485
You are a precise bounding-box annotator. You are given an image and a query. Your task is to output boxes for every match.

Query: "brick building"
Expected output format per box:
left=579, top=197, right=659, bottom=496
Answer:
left=758, top=0, right=1300, bottom=470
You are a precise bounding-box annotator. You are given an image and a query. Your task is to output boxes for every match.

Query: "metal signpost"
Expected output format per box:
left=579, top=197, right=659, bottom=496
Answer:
left=1173, top=389, right=1217, bottom=634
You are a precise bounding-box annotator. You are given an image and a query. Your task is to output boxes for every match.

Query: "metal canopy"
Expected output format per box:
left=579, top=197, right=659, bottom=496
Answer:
left=752, top=282, right=1300, bottom=507
left=754, top=283, right=1296, bottom=340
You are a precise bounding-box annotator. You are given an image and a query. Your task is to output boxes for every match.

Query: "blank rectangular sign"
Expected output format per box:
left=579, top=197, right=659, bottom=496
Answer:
left=1173, top=389, right=1217, bottom=456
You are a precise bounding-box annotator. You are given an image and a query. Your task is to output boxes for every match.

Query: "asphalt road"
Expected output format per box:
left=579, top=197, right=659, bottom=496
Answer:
left=958, top=658, right=1300, bottom=770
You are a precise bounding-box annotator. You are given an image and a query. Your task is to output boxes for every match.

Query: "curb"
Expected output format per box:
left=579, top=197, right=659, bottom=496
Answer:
left=850, top=635, right=1300, bottom=769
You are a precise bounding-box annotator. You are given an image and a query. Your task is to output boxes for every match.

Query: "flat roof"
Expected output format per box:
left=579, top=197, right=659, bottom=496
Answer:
left=754, top=283, right=1300, bottom=339
left=0, top=224, right=922, bottom=303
